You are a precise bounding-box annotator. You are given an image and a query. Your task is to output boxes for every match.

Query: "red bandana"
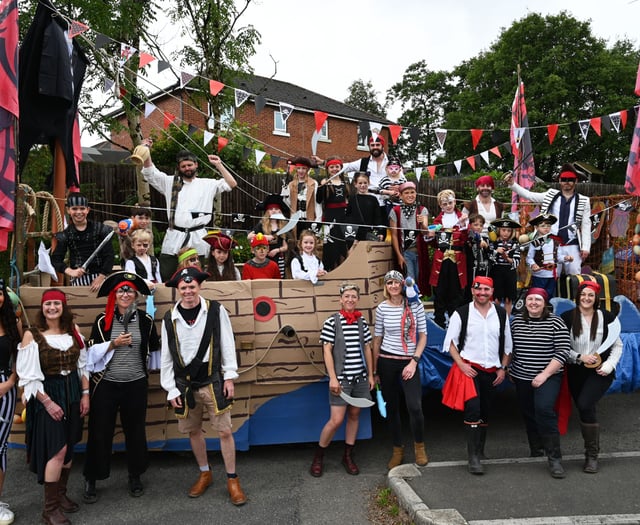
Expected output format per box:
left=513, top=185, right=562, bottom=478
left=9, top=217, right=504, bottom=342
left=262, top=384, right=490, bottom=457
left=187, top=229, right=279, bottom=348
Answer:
left=340, top=309, right=362, bottom=325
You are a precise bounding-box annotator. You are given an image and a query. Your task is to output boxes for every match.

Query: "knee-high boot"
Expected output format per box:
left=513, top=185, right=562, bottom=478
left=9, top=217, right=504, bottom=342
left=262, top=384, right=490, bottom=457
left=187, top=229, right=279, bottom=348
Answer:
left=466, top=424, right=484, bottom=475
left=542, top=434, right=565, bottom=479
left=43, top=481, right=70, bottom=525
left=580, top=422, right=600, bottom=474
left=58, top=468, right=79, bottom=513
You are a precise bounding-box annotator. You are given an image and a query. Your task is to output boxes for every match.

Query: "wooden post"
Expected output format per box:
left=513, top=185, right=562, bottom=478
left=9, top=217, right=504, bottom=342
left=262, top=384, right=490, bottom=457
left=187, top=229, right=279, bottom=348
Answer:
left=51, top=140, right=67, bottom=284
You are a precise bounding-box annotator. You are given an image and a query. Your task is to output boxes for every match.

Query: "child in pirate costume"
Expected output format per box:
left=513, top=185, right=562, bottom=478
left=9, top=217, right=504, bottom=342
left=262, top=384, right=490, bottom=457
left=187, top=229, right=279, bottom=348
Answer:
left=83, top=272, right=160, bottom=503
left=124, top=229, right=162, bottom=291
left=489, top=217, right=521, bottom=315
left=242, top=233, right=281, bottom=280
left=464, top=214, right=490, bottom=302
left=388, top=182, right=430, bottom=291
left=526, top=214, right=563, bottom=300
left=160, top=267, right=246, bottom=505
left=428, top=190, right=469, bottom=329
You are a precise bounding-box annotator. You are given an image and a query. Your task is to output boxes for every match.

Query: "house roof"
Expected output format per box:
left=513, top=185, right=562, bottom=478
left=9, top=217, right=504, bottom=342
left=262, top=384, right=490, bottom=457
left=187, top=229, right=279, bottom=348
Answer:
left=237, top=74, right=393, bottom=123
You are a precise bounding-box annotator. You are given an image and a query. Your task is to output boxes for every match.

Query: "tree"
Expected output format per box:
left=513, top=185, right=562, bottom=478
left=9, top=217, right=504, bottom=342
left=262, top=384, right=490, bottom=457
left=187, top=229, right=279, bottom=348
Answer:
left=167, top=0, right=261, bottom=133
left=344, top=79, right=386, bottom=119
left=441, top=12, right=639, bottom=182
left=386, top=61, right=450, bottom=165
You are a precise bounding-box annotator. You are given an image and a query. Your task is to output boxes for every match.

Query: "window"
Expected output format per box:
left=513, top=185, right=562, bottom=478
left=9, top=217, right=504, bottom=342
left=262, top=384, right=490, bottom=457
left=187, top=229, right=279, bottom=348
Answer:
left=273, top=111, right=289, bottom=136
left=318, top=120, right=328, bottom=140
left=207, top=104, right=235, bottom=130
left=357, top=128, right=368, bottom=151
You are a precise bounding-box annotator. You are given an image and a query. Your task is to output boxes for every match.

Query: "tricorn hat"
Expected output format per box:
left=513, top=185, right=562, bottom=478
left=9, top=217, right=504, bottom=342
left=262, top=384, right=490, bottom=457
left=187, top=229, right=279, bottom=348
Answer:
left=529, top=213, right=558, bottom=227
left=255, top=194, right=290, bottom=217
left=165, top=267, right=210, bottom=288
left=97, top=271, right=150, bottom=298
left=490, top=217, right=521, bottom=230
left=203, top=231, right=238, bottom=252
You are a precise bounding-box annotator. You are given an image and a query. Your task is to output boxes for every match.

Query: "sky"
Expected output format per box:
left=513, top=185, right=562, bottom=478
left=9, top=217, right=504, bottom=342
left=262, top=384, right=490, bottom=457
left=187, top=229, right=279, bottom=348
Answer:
left=86, top=0, right=640, bottom=144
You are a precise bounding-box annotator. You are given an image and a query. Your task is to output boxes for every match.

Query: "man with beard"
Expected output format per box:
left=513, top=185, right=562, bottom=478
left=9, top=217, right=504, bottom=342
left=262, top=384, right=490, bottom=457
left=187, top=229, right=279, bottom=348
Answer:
left=463, top=176, right=504, bottom=235
left=141, top=141, right=237, bottom=280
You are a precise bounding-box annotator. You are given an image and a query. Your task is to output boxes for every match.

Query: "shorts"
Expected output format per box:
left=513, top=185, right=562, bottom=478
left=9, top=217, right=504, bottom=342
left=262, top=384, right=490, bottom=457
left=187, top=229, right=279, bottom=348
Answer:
left=490, top=265, right=517, bottom=301
left=329, top=373, right=371, bottom=406
left=177, top=385, right=233, bottom=434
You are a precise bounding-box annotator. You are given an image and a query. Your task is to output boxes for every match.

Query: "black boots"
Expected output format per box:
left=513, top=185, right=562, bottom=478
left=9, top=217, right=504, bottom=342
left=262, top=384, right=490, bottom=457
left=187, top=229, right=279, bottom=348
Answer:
left=542, top=434, right=565, bottom=479
left=466, top=424, right=484, bottom=475
left=580, top=422, right=600, bottom=473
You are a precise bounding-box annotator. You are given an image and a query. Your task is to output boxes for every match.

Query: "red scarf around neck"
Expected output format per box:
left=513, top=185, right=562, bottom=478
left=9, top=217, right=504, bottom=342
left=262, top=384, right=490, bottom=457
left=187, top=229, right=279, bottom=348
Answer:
left=340, top=309, right=362, bottom=324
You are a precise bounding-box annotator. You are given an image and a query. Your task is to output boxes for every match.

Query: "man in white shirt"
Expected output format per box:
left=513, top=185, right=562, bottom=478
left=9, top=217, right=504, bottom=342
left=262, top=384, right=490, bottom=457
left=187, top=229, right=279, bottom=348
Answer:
left=140, top=141, right=237, bottom=280
left=442, top=276, right=512, bottom=475
left=160, top=267, right=246, bottom=505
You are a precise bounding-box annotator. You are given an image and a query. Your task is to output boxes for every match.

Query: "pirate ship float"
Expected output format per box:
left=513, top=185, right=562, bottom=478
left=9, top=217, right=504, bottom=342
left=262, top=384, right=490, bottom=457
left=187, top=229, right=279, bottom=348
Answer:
left=10, top=240, right=394, bottom=451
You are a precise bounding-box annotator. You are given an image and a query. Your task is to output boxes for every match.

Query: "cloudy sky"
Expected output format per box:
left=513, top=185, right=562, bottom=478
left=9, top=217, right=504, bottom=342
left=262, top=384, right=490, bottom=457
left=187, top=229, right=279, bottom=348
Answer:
left=232, top=0, right=639, bottom=120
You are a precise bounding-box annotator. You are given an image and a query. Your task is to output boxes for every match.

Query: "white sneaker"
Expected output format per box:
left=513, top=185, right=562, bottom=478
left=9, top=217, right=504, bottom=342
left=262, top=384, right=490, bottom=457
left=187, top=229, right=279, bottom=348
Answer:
left=0, top=501, right=14, bottom=525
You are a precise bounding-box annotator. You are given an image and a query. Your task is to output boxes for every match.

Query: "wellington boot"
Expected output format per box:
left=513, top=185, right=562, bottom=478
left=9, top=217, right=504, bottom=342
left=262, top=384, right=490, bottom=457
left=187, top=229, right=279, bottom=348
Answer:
left=387, top=446, right=404, bottom=470
left=466, top=426, right=484, bottom=475
left=414, top=442, right=428, bottom=467
left=580, top=422, right=600, bottom=474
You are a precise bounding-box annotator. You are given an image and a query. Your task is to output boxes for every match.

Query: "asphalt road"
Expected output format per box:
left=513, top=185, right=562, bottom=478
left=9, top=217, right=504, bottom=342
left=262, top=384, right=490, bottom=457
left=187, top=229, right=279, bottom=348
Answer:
left=5, top=388, right=640, bottom=524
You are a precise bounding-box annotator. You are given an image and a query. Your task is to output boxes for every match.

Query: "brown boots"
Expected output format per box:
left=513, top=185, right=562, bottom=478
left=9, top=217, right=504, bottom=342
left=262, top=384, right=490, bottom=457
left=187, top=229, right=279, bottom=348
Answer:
left=43, top=481, right=70, bottom=525
left=58, top=468, right=79, bottom=513
left=341, top=444, right=359, bottom=475
left=387, top=446, right=404, bottom=469
left=310, top=443, right=360, bottom=476
left=188, top=470, right=213, bottom=498
left=580, top=422, right=600, bottom=473
left=309, top=446, right=325, bottom=477
left=227, top=477, right=247, bottom=506
left=414, top=442, right=429, bottom=467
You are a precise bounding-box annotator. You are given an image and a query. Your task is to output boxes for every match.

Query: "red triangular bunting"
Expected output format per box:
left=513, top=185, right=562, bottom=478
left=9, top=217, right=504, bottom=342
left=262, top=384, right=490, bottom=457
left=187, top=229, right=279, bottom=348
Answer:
left=68, top=20, right=89, bottom=39
left=547, top=124, right=559, bottom=145
left=388, top=124, right=402, bottom=145
left=138, top=52, right=155, bottom=69
left=163, top=112, right=176, bottom=129
left=428, top=166, right=436, bottom=179
left=217, top=137, right=229, bottom=152
left=470, top=129, right=483, bottom=150
left=489, top=146, right=502, bottom=158
left=590, top=117, right=602, bottom=137
left=314, top=111, right=328, bottom=133
left=209, top=80, right=224, bottom=96
left=621, top=110, right=628, bottom=129
left=466, top=156, right=476, bottom=171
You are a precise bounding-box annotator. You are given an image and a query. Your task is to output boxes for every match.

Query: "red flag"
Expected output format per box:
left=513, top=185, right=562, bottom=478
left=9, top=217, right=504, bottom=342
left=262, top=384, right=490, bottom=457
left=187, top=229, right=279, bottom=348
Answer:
left=466, top=155, right=476, bottom=171
left=621, top=109, right=628, bottom=130
left=163, top=112, right=176, bottom=129
left=138, top=52, right=155, bottom=69
left=68, top=19, right=89, bottom=39
left=470, top=129, right=483, bottom=150
left=510, top=81, right=535, bottom=211
left=625, top=106, right=640, bottom=196
left=0, top=0, right=19, bottom=251
left=217, top=136, right=229, bottom=152
left=547, top=123, right=559, bottom=145
left=427, top=166, right=436, bottom=179
left=313, top=111, right=328, bottom=133
left=489, top=146, right=502, bottom=158
left=209, top=80, right=224, bottom=96
left=388, top=124, right=402, bottom=145
left=590, top=117, right=602, bottom=137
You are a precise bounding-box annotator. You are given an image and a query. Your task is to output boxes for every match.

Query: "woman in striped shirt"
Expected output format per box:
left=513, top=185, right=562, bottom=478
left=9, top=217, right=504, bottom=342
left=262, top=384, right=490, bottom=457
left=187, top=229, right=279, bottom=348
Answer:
left=373, top=270, right=428, bottom=469
left=509, top=287, right=571, bottom=478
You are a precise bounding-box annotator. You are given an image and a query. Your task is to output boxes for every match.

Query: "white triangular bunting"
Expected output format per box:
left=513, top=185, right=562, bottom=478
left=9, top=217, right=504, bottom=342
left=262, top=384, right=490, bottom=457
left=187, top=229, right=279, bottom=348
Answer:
left=234, top=89, right=250, bottom=108
left=513, top=127, right=525, bottom=149
left=255, top=150, right=267, bottom=166
left=311, top=130, right=320, bottom=155
left=435, top=128, right=447, bottom=150
left=609, top=112, right=621, bottom=133
left=144, top=102, right=156, bottom=118
left=203, top=130, right=214, bottom=147
left=454, top=160, right=462, bottom=174
left=480, top=151, right=489, bottom=166
left=279, top=102, right=294, bottom=123
left=578, top=119, right=590, bottom=141
left=415, top=167, right=423, bottom=182
left=369, top=122, right=383, bottom=135
left=119, top=43, right=137, bottom=66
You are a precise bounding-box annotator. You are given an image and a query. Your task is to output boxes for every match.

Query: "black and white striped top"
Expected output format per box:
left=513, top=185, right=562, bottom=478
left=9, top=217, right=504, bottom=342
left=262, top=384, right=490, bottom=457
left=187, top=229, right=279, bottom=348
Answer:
left=509, top=313, right=571, bottom=381
left=103, top=316, right=146, bottom=382
left=374, top=301, right=427, bottom=356
left=320, top=315, right=372, bottom=380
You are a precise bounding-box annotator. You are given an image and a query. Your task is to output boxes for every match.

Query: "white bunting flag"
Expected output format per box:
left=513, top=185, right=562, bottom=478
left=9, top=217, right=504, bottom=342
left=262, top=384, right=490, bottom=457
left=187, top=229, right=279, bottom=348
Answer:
left=144, top=102, right=156, bottom=118
left=234, top=89, right=250, bottom=108
left=578, top=119, right=590, bottom=141
left=279, top=102, right=294, bottom=123
left=512, top=127, right=525, bottom=150
left=203, top=130, right=214, bottom=147
left=480, top=151, right=490, bottom=166
left=454, top=160, right=463, bottom=174
left=609, top=112, right=621, bottom=133
left=255, top=150, right=267, bottom=166
left=435, top=128, right=447, bottom=150
left=415, top=167, right=423, bottom=182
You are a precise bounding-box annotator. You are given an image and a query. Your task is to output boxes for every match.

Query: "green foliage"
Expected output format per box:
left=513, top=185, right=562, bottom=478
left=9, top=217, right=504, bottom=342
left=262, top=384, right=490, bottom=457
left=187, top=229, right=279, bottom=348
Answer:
left=19, top=146, right=52, bottom=190
left=344, top=79, right=387, bottom=118
left=439, top=11, right=639, bottom=181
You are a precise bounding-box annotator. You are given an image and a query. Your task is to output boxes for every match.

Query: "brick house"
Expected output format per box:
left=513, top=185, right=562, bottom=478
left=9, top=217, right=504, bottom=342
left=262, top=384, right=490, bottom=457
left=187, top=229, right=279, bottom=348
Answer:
left=110, top=74, right=393, bottom=168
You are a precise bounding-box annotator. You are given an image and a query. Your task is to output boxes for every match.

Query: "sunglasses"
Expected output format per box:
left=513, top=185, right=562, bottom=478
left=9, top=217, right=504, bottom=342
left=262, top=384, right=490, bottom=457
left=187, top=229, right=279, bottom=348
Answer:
left=339, top=284, right=360, bottom=294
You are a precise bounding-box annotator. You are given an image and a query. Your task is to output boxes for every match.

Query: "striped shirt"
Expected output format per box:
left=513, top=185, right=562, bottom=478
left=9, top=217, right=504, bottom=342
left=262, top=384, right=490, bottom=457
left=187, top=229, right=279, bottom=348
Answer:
left=103, top=316, right=146, bottom=382
left=509, top=314, right=571, bottom=381
left=320, top=315, right=372, bottom=379
left=374, top=301, right=427, bottom=356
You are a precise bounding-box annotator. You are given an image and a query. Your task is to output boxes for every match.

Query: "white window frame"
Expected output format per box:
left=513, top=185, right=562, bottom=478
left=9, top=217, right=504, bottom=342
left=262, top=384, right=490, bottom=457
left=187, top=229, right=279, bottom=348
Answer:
left=273, top=111, right=290, bottom=137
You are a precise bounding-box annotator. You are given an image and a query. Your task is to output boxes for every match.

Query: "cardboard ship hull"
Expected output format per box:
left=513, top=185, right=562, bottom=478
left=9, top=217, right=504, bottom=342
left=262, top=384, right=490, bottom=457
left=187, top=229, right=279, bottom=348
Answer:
left=9, top=241, right=393, bottom=451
